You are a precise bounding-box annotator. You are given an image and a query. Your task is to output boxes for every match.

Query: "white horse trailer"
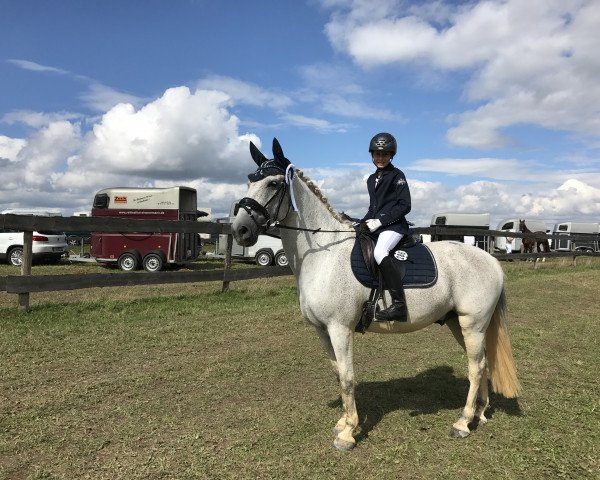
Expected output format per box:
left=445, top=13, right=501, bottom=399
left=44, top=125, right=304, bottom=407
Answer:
left=552, top=222, right=600, bottom=252
left=494, top=218, right=548, bottom=252
left=430, top=212, right=491, bottom=251
left=216, top=231, right=288, bottom=266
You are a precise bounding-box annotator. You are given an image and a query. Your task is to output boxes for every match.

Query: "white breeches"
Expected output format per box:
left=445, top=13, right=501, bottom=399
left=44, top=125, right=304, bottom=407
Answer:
left=374, top=230, right=403, bottom=264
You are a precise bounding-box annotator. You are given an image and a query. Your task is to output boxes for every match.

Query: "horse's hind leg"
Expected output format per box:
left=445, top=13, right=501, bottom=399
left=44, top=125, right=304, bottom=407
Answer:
left=451, top=322, right=487, bottom=438
left=446, top=318, right=489, bottom=426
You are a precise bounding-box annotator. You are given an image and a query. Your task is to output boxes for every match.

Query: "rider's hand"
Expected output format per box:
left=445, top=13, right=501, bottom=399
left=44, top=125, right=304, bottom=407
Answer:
left=366, top=219, right=382, bottom=232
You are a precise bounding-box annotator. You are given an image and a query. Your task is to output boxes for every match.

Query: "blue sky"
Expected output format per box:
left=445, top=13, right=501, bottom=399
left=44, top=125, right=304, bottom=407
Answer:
left=1, top=0, right=599, bottom=228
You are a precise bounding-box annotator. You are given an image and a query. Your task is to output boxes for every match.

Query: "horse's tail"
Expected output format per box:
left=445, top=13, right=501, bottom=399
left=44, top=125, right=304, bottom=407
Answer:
left=486, top=288, right=522, bottom=398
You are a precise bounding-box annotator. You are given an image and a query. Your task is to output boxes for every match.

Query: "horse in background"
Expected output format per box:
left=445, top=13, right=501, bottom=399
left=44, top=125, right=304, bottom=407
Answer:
left=519, top=220, right=551, bottom=259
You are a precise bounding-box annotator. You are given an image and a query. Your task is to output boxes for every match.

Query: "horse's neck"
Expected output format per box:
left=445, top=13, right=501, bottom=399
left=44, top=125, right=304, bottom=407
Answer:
left=279, top=175, right=352, bottom=261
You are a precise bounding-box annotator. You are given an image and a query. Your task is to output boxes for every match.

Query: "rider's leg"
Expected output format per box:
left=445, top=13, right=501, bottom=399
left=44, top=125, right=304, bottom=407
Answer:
left=373, top=231, right=408, bottom=322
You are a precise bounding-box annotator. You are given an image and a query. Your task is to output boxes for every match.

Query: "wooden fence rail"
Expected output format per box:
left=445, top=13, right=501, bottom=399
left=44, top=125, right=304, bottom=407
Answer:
left=1, top=214, right=599, bottom=310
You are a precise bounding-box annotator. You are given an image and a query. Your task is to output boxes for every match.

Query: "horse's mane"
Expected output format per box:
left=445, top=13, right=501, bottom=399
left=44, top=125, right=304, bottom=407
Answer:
left=295, top=169, right=352, bottom=225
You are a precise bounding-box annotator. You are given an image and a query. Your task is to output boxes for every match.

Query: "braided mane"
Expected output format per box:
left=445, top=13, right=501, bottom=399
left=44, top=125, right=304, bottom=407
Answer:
left=295, top=169, right=352, bottom=225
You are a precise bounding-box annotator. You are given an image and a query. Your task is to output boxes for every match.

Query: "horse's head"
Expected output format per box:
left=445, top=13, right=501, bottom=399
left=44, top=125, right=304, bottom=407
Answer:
left=232, top=138, right=293, bottom=246
left=518, top=219, right=526, bottom=232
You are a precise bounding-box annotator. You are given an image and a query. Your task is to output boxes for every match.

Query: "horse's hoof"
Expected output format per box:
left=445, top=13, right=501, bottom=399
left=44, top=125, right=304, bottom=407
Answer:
left=449, top=427, right=470, bottom=438
left=333, top=437, right=355, bottom=451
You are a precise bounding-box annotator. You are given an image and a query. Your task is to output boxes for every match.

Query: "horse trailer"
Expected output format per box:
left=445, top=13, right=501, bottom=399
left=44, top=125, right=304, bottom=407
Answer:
left=90, top=186, right=202, bottom=272
left=494, top=218, right=548, bottom=252
left=430, top=212, right=491, bottom=250
left=552, top=222, right=600, bottom=252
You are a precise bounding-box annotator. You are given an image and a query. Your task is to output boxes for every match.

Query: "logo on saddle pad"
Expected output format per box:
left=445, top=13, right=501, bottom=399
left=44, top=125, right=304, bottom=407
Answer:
left=394, top=250, right=408, bottom=261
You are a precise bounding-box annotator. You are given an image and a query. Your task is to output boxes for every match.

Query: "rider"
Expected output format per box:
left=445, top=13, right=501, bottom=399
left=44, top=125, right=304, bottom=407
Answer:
left=361, top=132, right=412, bottom=322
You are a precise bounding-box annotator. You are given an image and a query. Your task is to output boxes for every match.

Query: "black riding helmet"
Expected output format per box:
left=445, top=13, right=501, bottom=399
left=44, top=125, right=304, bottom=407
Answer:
left=369, top=132, right=397, bottom=157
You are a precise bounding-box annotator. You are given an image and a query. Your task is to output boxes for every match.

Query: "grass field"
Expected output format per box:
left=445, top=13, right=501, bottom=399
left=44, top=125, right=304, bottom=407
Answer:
left=0, top=257, right=599, bottom=479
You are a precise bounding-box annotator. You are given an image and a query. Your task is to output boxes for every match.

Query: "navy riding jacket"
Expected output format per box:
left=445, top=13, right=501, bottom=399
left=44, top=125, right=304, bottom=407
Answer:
left=362, top=163, right=411, bottom=235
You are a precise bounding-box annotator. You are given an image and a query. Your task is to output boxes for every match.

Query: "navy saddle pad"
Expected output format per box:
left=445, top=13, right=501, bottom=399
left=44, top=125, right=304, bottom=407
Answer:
left=351, top=239, right=438, bottom=289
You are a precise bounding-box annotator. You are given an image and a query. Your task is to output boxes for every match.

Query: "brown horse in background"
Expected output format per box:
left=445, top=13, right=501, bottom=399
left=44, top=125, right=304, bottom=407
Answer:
left=519, top=220, right=551, bottom=255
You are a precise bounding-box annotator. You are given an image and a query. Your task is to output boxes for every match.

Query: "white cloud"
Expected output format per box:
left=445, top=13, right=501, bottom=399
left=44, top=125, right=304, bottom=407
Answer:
left=0, top=135, right=26, bottom=161
left=8, top=59, right=70, bottom=75
left=0, top=86, right=261, bottom=217
left=196, top=75, right=293, bottom=109
left=323, top=0, right=600, bottom=148
left=79, top=83, right=145, bottom=112
left=2, top=110, right=83, bottom=128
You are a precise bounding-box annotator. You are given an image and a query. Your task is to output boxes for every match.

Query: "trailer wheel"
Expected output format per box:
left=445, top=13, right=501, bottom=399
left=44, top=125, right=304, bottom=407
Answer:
left=143, top=253, right=164, bottom=272
left=8, top=247, right=23, bottom=267
left=275, top=250, right=288, bottom=267
left=118, top=252, right=139, bottom=271
left=255, top=250, right=274, bottom=266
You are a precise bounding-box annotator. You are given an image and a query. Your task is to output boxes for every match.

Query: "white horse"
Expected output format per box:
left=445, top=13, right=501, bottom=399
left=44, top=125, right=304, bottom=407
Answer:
left=232, top=139, right=521, bottom=451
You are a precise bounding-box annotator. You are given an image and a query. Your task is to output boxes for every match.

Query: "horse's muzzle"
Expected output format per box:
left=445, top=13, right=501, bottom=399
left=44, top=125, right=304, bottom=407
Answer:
left=232, top=213, right=261, bottom=246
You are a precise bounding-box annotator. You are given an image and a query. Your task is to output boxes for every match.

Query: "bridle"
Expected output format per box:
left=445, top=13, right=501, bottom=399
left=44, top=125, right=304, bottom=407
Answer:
left=234, top=171, right=356, bottom=236
left=234, top=180, right=291, bottom=233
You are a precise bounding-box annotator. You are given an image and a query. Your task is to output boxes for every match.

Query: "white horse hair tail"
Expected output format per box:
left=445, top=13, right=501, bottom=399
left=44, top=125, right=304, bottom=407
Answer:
left=486, top=288, right=522, bottom=398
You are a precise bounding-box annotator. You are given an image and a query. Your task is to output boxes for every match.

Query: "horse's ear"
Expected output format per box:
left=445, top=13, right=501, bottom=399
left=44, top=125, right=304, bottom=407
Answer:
left=250, top=141, right=267, bottom=166
left=272, top=138, right=285, bottom=162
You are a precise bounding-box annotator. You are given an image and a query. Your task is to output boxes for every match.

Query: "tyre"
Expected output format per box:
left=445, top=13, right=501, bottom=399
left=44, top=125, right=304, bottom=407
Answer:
left=255, top=250, right=274, bottom=266
left=143, top=253, right=164, bottom=272
left=118, top=252, right=139, bottom=271
left=8, top=247, right=23, bottom=267
left=275, top=250, right=288, bottom=267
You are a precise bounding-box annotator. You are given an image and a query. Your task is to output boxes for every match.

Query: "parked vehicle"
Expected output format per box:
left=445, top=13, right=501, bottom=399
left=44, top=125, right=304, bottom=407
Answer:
left=215, top=230, right=288, bottom=266
left=0, top=209, right=68, bottom=266
left=430, top=212, right=491, bottom=250
left=494, top=218, right=548, bottom=252
left=90, top=187, right=201, bottom=272
left=552, top=222, right=600, bottom=252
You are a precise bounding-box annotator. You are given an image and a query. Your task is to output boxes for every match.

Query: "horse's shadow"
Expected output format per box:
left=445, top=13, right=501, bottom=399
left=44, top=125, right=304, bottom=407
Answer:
left=328, top=366, right=521, bottom=442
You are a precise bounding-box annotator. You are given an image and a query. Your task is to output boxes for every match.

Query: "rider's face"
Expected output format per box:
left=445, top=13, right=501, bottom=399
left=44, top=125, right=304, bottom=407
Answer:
left=372, top=151, right=393, bottom=169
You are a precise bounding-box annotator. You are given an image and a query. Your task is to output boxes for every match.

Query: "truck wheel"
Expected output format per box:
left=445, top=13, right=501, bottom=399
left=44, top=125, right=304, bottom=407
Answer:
left=275, top=250, right=288, bottom=267
left=255, top=250, right=273, bottom=266
left=8, top=247, right=23, bottom=267
left=143, top=253, right=164, bottom=272
left=118, top=252, right=139, bottom=271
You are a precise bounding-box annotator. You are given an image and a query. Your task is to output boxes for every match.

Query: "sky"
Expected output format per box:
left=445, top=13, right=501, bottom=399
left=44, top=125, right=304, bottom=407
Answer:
left=1, top=0, right=600, bottom=229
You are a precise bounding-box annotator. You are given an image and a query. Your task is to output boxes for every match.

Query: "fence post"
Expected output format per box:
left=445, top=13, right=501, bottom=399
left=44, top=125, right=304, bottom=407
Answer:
left=222, top=234, right=233, bottom=292
left=18, top=230, right=33, bottom=311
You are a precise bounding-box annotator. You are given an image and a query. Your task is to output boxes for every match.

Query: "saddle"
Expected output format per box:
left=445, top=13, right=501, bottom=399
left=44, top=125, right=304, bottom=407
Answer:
left=351, top=231, right=437, bottom=289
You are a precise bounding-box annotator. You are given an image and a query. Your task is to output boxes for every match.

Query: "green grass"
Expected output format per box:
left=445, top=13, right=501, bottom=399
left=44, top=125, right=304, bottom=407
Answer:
left=0, top=260, right=598, bottom=479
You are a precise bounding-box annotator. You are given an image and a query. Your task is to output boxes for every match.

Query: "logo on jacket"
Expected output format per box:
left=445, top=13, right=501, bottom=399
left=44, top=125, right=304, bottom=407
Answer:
left=394, top=250, right=408, bottom=261
left=396, top=178, right=406, bottom=186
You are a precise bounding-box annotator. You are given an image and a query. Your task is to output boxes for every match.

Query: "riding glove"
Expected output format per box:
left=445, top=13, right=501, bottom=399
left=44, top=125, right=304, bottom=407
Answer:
left=366, top=219, right=382, bottom=232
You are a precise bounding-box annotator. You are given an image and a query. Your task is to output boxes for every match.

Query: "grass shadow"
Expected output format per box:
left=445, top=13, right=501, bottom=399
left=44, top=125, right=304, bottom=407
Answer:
left=327, top=365, right=522, bottom=443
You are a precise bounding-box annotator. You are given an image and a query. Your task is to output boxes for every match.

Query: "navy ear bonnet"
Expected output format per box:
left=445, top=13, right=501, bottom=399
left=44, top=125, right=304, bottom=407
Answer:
left=248, top=138, right=291, bottom=182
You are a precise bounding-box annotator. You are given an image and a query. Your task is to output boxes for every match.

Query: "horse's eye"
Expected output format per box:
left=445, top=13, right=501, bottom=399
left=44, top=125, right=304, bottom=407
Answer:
left=268, top=180, right=278, bottom=188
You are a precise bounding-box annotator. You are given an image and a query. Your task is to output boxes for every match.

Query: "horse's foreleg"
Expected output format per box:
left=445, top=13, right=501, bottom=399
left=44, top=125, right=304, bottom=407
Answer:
left=327, top=323, right=358, bottom=451
left=451, top=326, right=486, bottom=438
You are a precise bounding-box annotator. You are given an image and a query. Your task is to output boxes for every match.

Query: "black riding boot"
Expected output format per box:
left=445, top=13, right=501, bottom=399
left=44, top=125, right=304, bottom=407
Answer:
left=374, top=255, right=408, bottom=322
